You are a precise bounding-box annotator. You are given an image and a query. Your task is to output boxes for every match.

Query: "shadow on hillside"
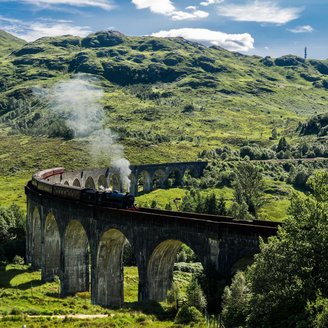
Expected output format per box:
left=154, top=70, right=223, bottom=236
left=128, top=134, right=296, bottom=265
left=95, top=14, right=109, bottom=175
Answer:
left=123, top=301, right=175, bottom=320
left=15, top=279, right=44, bottom=290
left=0, top=266, right=43, bottom=290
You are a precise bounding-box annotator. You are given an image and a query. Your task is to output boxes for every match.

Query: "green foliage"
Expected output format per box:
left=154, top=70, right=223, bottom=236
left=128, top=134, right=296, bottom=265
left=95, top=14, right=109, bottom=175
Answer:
left=180, top=189, right=228, bottom=216
left=221, top=271, right=250, bottom=328
left=166, top=281, right=180, bottom=306
left=307, top=295, right=328, bottom=328
left=276, top=137, right=290, bottom=152
left=173, top=262, right=204, bottom=274
left=175, top=305, right=204, bottom=324
left=186, top=276, right=207, bottom=312
left=244, top=171, right=328, bottom=327
left=0, top=204, right=26, bottom=262
left=176, top=244, right=197, bottom=263
left=12, top=255, right=24, bottom=265
left=0, top=206, right=16, bottom=242
left=300, top=113, right=328, bottom=137
left=233, top=162, right=264, bottom=218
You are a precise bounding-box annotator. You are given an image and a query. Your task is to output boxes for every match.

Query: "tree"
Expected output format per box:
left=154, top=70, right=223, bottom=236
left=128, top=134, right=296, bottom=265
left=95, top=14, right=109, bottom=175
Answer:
left=165, top=202, right=173, bottom=211
left=246, top=171, right=328, bottom=327
left=0, top=206, right=16, bottom=242
left=233, top=162, right=264, bottom=218
left=221, top=271, right=250, bottom=328
left=204, top=193, right=218, bottom=215
left=0, top=204, right=26, bottom=262
left=277, top=137, right=290, bottom=152
left=186, top=276, right=207, bottom=312
left=217, top=195, right=227, bottom=216
left=150, top=200, right=158, bottom=208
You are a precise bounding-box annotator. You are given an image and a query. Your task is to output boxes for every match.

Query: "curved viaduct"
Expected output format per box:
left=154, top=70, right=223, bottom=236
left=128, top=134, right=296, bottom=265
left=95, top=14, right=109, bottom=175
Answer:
left=25, top=163, right=279, bottom=312
left=55, top=161, right=207, bottom=195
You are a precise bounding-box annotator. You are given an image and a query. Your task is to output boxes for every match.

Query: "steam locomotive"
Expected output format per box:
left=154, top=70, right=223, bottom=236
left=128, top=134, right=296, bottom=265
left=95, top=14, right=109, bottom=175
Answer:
left=30, top=167, right=135, bottom=210
left=80, top=188, right=135, bottom=209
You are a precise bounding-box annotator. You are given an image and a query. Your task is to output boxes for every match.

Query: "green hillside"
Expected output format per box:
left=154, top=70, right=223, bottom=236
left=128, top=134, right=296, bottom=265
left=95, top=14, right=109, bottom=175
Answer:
left=0, top=30, right=327, bottom=215
left=0, top=30, right=26, bottom=57
left=1, top=30, right=328, bottom=147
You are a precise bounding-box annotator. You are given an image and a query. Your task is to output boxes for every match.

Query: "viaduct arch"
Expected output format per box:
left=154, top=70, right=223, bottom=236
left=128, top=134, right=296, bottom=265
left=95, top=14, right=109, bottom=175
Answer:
left=25, top=164, right=279, bottom=312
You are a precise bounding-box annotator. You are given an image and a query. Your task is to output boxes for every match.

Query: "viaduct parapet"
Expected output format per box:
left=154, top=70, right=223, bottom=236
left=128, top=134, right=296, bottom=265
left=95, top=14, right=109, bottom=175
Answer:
left=25, top=163, right=279, bottom=312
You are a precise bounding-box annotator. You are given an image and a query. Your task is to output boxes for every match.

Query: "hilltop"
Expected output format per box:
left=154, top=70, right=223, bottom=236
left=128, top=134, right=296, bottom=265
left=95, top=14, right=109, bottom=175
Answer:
left=0, top=30, right=26, bottom=57
left=1, top=31, right=328, bottom=144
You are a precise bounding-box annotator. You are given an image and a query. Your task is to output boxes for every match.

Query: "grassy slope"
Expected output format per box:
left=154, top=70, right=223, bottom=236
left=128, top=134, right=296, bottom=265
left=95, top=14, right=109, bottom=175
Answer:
left=0, top=264, right=201, bottom=328
left=0, top=30, right=26, bottom=57
left=136, top=180, right=293, bottom=222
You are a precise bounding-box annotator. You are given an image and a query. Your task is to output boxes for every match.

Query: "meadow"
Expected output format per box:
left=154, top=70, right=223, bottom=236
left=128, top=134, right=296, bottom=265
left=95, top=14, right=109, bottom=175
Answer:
left=0, top=264, right=206, bottom=328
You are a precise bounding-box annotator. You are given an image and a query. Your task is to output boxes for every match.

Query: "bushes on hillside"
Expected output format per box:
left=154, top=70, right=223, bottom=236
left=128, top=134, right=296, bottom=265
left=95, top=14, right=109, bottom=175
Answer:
left=175, top=305, right=204, bottom=324
left=221, top=171, right=328, bottom=327
left=0, top=204, right=25, bottom=263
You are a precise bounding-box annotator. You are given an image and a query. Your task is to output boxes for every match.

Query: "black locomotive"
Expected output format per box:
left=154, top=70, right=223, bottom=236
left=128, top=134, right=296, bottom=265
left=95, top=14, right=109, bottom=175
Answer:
left=81, top=189, right=135, bottom=209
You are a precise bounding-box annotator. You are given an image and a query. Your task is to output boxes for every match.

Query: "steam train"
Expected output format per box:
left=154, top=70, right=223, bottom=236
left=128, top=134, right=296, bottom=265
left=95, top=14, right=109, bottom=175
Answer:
left=80, top=188, right=135, bottom=209
left=29, top=167, right=135, bottom=209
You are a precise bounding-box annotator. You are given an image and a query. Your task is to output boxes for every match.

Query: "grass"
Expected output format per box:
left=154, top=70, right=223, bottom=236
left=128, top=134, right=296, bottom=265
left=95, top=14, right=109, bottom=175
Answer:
left=0, top=264, right=203, bottom=327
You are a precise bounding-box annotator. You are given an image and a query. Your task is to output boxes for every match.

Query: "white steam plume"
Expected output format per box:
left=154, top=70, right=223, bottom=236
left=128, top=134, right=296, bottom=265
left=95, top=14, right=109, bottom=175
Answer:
left=34, top=74, right=131, bottom=190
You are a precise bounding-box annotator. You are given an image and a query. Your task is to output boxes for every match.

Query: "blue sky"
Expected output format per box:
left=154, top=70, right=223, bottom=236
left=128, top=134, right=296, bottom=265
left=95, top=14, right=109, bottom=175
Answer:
left=0, top=0, right=326, bottom=59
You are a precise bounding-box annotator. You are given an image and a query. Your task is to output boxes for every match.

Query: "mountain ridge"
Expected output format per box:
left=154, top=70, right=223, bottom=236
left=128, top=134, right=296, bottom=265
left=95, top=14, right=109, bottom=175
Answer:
left=0, top=30, right=26, bottom=57
left=0, top=29, right=327, bottom=154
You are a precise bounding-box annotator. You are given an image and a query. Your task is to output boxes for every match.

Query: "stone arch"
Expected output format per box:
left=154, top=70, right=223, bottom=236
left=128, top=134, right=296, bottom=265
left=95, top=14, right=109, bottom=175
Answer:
left=32, top=207, right=42, bottom=269
left=152, top=170, right=166, bottom=189
left=95, top=229, right=134, bottom=307
left=97, top=175, right=108, bottom=190
left=109, top=173, right=121, bottom=191
left=73, top=178, right=81, bottom=187
left=62, top=220, right=90, bottom=295
left=166, top=169, right=183, bottom=188
left=64, top=181, right=69, bottom=186
left=43, top=213, right=60, bottom=281
left=137, top=171, right=151, bottom=194
left=147, top=239, right=203, bottom=301
left=85, top=176, right=96, bottom=189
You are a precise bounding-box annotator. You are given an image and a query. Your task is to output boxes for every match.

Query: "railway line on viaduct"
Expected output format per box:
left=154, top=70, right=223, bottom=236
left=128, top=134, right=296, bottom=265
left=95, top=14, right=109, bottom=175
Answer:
left=25, top=162, right=279, bottom=311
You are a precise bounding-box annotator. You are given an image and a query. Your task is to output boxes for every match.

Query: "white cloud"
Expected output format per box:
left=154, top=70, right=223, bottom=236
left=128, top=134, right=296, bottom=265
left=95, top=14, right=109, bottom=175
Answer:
left=200, top=0, right=224, bottom=7
left=0, top=17, right=91, bottom=41
left=151, top=28, right=254, bottom=52
left=132, top=0, right=175, bottom=14
left=131, top=0, right=208, bottom=20
left=218, top=0, right=302, bottom=24
left=0, top=16, right=22, bottom=24
left=288, top=25, right=314, bottom=33
left=17, top=0, right=114, bottom=10
left=171, top=9, right=209, bottom=21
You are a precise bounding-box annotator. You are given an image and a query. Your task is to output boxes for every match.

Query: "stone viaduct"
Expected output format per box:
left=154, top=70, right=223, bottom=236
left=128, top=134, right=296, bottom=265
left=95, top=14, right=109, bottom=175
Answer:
left=25, top=162, right=279, bottom=312
left=55, top=161, right=207, bottom=196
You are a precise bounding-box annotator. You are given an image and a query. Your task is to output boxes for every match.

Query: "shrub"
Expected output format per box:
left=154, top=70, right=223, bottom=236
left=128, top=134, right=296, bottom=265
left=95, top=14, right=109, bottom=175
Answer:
left=186, top=276, right=207, bottom=312
left=175, top=305, right=204, bottom=324
left=166, top=281, right=180, bottom=306
left=12, top=255, right=24, bottom=265
left=174, top=262, right=203, bottom=274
